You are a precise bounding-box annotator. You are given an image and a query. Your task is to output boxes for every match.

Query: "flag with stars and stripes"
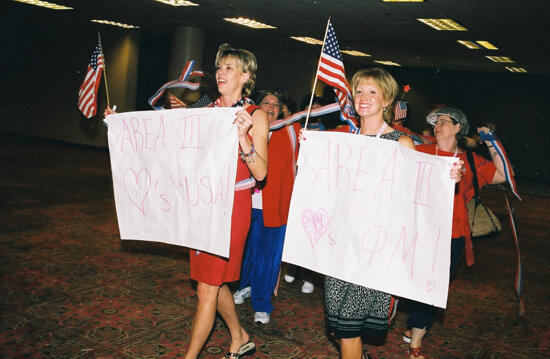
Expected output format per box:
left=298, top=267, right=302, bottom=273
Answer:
left=394, top=100, right=408, bottom=121
left=78, top=41, right=104, bottom=118
left=317, top=20, right=358, bottom=132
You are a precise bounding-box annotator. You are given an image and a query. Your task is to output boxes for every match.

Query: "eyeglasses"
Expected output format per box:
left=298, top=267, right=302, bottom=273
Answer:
left=432, top=118, right=457, bottom=127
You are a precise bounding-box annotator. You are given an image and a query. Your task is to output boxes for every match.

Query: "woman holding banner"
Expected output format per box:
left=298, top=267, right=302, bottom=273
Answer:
left=403, top=107, right=507, bottom=359
left=322, top=68, right=463, bottom=359
left=184, top=44, right=268, bottom=359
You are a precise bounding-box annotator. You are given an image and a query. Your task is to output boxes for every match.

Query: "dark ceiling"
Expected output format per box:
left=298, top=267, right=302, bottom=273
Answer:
left=7, top=0, right=550, bottom=75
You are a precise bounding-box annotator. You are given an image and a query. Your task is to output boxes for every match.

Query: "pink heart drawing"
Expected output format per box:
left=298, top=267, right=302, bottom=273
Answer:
left=302, top=209, right=331, bottom=249
left=124, top=167, right=151, bottom=218
left=425, top=278, right=436, bottom=292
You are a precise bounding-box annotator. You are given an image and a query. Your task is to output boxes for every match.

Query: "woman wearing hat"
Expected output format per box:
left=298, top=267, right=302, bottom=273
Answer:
left=403, top=107, right=508, bottom=359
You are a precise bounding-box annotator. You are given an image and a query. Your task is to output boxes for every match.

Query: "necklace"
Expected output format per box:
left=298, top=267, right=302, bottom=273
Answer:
left=360, top=122, right=388, bottom=138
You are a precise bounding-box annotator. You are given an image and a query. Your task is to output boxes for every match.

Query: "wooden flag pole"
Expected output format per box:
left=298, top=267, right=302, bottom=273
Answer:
left=97, top=32, right=111, bottom=108
left=304, top=17, right=331, bottom=130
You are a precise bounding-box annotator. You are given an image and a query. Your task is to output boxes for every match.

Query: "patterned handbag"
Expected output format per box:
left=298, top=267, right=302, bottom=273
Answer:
left=466, top=151, right=502, bottom=238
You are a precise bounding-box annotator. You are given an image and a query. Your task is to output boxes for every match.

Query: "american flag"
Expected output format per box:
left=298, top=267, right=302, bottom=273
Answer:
left=317, top=21, right=358, bottom=131
left=78, top=41, right=104, bottom=118
left=394, top=100, right=407, bottom=121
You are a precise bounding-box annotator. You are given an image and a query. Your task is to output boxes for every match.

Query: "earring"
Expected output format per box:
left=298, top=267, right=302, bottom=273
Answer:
left=383, top=106, right=387, bottom=112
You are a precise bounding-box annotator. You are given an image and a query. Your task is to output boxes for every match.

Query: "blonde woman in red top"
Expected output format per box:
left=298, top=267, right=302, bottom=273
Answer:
left=184, top=44, right=268, bottom=359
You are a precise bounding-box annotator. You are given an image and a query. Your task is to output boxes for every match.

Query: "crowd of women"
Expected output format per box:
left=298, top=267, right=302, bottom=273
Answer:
left=105, top=43, right=512, bottom=359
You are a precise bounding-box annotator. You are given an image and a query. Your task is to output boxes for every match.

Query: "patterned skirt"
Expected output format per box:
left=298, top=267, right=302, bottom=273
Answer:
left=325, top=276, right=393, bottom=339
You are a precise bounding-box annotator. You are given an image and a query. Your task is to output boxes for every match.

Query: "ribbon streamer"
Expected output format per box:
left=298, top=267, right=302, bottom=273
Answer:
left=148, top=60, right=203, bottom=110
left=505, top=194, right=525, bottom=316
left=479, top=130, right=521, bottom=200
left=269, top=103, right=341, bottom=131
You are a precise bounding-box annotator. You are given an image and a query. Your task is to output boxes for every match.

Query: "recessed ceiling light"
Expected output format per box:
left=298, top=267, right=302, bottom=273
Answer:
left=91, top=19, right=140, bottom=29
left=341, top=50, right=371, bottom=57
left=476, top=41, right=498, bottom=50
left=153, top=0, right=199, bottom=6
left=374, top=60, right=402, bottom=66
left=382, top=0, right=424, bottom=2
left=486, top=56, right=515, bottom=63
left=457, top=40, right=480, bottom=49
left=505, top=67, right=528, bottom=73
left=11, top=0, right=72, bottom=10
left=418, top=18, right=468, bottom=31
left=223, top=17, right=276, bottom=29
left=290, top=36, right=324, bottom=45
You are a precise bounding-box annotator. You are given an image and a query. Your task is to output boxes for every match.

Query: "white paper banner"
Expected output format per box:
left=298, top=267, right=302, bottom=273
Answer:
left=282, top=131, right=456, bottom=308
left=104, top=107, right=240, bottom=257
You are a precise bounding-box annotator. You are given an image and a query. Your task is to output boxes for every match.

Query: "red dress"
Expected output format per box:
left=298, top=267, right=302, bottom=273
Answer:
left=189, top=105, right=258, bottom=285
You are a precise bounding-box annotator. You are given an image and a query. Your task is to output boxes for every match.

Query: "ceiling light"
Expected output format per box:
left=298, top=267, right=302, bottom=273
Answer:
left=457, top=40, right=480, bottom=49
left=476, top=41, right=498, bottom=50
left=153, top=0, right=199, bottom=5
left=341, top=50, right=371, bottom=57
left=486, top=56, right=515, bottom=63
left=382, top=0, right=424, bottom=2
left=374, top=60, right=402, bottom=66
left=505, top=67, right=528, bottom=73
left=290, top=36, right=324, bottom=45
left=418, top=18, right=468, bottom=31
left=223, top=17, right=276, bottom=29
left=91, top=20, right=140, bottom=29
left=11, top=0, right=72, bottom=10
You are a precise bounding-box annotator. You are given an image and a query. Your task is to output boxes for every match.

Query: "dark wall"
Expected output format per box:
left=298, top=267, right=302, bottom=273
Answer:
left=2, top=9, right=548, bottom=181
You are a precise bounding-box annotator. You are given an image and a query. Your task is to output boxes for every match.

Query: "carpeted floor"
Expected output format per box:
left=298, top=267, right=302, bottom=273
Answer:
left=1, top=133, right=549, bottom=358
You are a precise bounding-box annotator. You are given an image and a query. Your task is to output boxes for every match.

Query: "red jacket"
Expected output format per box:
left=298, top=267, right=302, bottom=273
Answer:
left=262, top=122, right=301, bottom=227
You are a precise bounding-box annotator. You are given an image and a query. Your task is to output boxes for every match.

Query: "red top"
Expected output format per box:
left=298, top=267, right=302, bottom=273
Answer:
left=189, top=104, right=259, bottom=285
left=262, top=122, right=301, bottom=227
left=416, top=143, right=496, bottom=266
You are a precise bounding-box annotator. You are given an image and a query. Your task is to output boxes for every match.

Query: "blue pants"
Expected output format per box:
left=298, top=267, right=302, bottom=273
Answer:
left=407, top=237, right=465, bottom=330
left=238, top=208, right=286, bottom=313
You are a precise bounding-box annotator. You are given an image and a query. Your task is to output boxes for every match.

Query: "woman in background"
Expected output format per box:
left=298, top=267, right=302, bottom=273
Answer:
left=233, top=90, right=301, bottom=325
left=404, top=107, right=508, bottom=359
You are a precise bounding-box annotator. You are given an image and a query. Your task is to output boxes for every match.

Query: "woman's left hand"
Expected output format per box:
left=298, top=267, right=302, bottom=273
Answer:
left=234, top=110, right=253, bottom=137
left=450, top=159, right=464, bottom=183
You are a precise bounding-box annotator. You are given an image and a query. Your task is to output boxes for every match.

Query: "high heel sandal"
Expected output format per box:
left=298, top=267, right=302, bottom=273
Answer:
left=223, top=341, right=256, bottom=358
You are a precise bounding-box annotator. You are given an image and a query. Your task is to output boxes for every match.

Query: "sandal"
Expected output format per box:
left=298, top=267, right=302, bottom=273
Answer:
left=223, top=341, right=256, bottom=358
left=409, top=346, right=425, bottom=359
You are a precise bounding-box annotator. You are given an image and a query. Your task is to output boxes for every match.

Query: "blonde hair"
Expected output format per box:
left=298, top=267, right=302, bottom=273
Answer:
left=215, top=43, right=257, bottom=97
left=351, top=68, right=399, bottom=124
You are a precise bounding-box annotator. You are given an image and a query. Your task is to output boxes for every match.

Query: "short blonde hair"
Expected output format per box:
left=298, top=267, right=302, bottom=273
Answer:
left=215, top=43, right=257, bottom=97
left=351, top=68, right=399, bottom=124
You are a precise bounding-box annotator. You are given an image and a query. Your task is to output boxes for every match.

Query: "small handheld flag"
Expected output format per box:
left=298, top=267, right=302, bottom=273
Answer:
left=316, top=20, right=358, bottom=132
left=78, top=41, right=105, bottom=118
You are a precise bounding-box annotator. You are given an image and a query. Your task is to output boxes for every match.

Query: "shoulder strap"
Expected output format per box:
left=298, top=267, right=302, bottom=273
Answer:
left=466, top=150, right=480, bottom=198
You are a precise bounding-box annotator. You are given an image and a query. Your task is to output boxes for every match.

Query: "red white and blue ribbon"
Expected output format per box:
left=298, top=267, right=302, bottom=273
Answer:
left=269, top=103, right=341, bottom=131
left=148, top=60, right=203, bottom=110
left=479, top=130, right=521, bottom=200
left=505, top=194, right=525, bottom=316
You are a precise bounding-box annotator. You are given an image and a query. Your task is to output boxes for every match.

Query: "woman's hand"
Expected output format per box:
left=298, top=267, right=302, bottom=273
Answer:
left=299, top=128, right=307, bottom=142
left=104, top=105, right=117, bottom=117
left=450, top=159, right=464, bottom=183
left=234, top=109, right=253, bottom=137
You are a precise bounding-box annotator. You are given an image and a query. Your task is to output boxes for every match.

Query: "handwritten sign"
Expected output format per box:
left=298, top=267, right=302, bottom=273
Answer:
left=104, top=107, right=240, bottom=257
left=282, top=131, right=456, bottom=308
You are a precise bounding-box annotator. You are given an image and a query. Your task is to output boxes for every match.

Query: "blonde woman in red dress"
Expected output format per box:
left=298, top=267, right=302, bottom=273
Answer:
left=184, top=44, right=268, bottom=359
